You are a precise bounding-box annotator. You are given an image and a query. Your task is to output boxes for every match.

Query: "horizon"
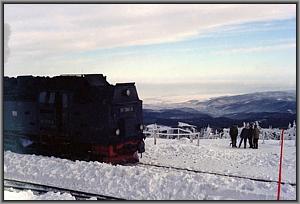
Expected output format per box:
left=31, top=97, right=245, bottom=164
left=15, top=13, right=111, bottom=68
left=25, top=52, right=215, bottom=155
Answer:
left=141, top=87, right=296, bottom=104
left=3, top=74, right=296, bottom=103
left=4, top=4, right=296, bottom=102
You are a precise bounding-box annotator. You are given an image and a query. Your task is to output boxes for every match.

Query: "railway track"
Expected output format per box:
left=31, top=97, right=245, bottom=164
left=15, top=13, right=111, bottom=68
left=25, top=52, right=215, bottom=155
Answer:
left=138, top=162, right=296, bottom=187
left=4, top=178, right=125, bottom=200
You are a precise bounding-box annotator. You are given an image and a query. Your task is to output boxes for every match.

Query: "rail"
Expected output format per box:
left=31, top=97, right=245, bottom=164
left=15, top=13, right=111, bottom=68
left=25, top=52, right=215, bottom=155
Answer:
left=138, top=163, right=296, bottom=187
left=4, top=178, right=125, bottom=200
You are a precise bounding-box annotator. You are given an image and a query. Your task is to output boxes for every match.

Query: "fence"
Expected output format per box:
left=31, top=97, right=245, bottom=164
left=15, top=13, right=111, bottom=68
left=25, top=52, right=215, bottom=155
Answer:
left=143, top=125, right=201, bottom=145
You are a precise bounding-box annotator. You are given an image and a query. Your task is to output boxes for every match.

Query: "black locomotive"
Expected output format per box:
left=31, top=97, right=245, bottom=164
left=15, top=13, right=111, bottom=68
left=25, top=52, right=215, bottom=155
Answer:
left=4, top=74, right=145, bottom=164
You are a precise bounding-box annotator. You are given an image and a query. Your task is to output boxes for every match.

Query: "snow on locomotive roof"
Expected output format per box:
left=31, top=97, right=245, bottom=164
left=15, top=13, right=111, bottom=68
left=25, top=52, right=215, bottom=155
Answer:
left=5, top=74, right=110, bottom=86
left=60, top=74, right=106, bottom=78
left=5, top=74, right=107, bottom=79
left=5, top=75, right=136, bottom=86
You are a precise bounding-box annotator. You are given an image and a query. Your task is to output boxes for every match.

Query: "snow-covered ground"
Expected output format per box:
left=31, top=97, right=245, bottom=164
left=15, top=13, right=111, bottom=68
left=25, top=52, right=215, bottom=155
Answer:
left=4, top=188, right=76, bottom=200
left=4, top=138, right=296, bottom=200
left=142, top=138, right=296, bottom=183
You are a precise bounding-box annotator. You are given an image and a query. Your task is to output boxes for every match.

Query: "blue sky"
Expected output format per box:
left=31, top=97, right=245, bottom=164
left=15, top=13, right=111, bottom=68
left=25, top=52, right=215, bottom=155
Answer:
left=4, top=4, right=296, bottom=102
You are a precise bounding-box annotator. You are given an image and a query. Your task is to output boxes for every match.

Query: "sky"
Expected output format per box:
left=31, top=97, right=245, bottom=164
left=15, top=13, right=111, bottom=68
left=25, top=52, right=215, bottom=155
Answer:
left=3, top=4, right=296, bottom=103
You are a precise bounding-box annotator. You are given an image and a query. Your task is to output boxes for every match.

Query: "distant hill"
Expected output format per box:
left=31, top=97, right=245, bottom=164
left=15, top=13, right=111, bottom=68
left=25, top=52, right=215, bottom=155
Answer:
left=192, top=90, right=296, bottom=116
left=143, top=90, right=296, bottom=128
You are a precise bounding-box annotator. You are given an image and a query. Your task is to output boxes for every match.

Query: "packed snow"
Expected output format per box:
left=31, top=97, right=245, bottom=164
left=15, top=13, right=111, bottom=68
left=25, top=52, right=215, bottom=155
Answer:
left=4, top=137, right=296, bottom=200
left=4, top=188, right=76, bottom=200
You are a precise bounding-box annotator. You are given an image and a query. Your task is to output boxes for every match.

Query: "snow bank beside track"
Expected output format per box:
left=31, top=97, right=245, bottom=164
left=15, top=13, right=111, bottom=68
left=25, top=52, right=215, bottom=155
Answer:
left=4, top=188, right=76, bottom=200
left=4, top=139, right=296, bottom=200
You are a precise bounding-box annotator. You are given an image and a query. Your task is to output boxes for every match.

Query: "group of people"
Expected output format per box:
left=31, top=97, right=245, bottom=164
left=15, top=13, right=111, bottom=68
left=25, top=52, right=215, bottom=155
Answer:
left=229, top=124, right=260, bottom=149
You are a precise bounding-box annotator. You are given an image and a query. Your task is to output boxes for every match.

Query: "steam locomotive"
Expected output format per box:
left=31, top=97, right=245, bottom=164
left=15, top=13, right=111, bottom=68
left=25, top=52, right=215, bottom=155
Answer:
left=4, top=74, right=145, bottom=164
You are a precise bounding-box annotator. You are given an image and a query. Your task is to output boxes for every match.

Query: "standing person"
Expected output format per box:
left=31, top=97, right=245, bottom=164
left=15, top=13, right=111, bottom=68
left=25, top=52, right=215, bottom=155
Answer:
left=239, top=124, right=250, bottom=148
left=229, top=125, right=238, bottom=148
left=219, top=128, right=224, bottom=139
left=253, top=125, right=260, bottom=149
left=248, top=123, right=254, bottom=148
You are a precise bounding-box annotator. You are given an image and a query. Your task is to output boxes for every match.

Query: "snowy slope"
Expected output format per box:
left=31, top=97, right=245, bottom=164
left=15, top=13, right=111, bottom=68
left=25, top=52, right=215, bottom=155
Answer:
left=4, top=139, right=296, bottom=200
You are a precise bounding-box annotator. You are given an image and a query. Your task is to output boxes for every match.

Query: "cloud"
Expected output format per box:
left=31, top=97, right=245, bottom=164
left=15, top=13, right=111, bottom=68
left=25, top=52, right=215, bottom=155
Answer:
left=214, top=43, right=296, bottom=55
left=4, top=23, right=11, bottom=64
left=4, top=4, right=296, bottom=62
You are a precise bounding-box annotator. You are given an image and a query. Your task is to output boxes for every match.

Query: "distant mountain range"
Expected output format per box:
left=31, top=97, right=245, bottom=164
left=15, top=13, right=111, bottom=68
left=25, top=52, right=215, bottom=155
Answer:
left=143, top=90, right=296, bottom=128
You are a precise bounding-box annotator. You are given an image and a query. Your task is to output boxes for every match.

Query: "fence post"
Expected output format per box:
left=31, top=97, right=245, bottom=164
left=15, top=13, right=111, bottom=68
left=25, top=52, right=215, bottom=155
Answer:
left=154, top=123, right=157, bottom=145
left=277, top=129, right=284, bottom=200
left=294, top=126, right=296, bottom=147
left=197, top=133, right=200, bottom=146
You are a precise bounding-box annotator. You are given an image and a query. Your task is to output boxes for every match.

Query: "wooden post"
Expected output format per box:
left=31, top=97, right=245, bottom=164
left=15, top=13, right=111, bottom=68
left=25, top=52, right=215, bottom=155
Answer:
left=154, top=123, right=157, bottom=145
left=294, top=125, right=296, bottom=147
left=197, top=133, right=200, bottom=146
left=277, top=129, right=284, bottom=200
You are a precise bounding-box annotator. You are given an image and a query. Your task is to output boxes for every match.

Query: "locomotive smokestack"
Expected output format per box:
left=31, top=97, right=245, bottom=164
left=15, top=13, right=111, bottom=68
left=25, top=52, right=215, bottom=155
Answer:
left=4, top=23, right=11, bottom=64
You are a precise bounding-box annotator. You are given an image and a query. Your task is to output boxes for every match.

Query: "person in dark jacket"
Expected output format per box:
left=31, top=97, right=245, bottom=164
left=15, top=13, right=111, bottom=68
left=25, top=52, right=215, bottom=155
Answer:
left=229, top=125, right=238, bottom=148
left=248, top=124, right=254, bottom=148
left=253, top=125, right=260, bottom=149
left=239, top=124, right=250, bottom=148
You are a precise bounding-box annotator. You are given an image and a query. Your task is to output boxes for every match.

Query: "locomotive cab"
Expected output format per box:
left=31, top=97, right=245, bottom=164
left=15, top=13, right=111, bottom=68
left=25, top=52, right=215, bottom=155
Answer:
left=112, top=83, right=143, bottom=138
left=102, top=83, right=144, bottom=163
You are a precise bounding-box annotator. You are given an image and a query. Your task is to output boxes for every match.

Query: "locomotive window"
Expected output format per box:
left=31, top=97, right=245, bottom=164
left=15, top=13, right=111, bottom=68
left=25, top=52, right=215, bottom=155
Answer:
left=62, top=94, right=68, bottom=108
left=49, top=92, right=55, bottom=104
left=24, top=111, right=30, bottom=115
left=39, top=92, right=47, bottom=103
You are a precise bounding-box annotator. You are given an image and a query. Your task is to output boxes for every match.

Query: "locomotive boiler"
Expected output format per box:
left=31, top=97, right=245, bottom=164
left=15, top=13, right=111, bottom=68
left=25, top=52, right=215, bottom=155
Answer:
left=4, top=74, right=145, bottom=164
